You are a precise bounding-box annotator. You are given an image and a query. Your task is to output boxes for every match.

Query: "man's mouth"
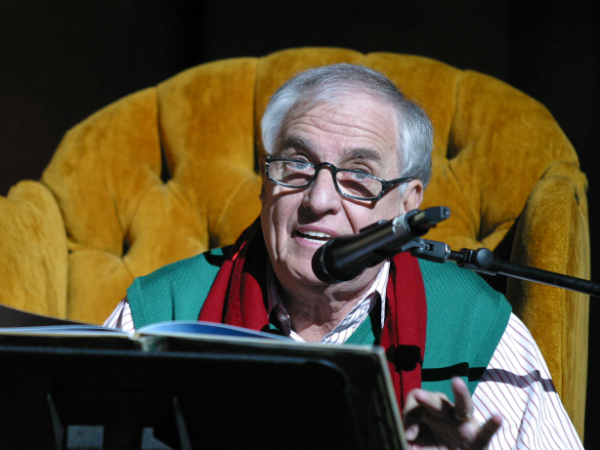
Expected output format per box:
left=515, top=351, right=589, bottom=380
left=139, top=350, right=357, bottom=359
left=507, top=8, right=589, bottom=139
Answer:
left=294, top=230, right=333, bottom=243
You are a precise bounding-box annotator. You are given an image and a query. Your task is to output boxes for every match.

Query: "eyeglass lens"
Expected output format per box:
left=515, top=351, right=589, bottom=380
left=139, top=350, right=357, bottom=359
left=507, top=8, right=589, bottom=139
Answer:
left=268, top=160, right=382, bottom=199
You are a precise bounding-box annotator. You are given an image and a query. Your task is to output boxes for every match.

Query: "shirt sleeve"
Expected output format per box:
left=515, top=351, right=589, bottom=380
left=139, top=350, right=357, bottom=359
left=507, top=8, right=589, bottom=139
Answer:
left=103, top=296, right=135, bottom=334
left=473, top=313, right=584, bottom=449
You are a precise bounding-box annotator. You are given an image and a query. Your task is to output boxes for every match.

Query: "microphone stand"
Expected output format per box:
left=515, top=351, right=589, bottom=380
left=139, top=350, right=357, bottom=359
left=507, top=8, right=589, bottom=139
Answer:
left=402, top=238, right=600, bottom=298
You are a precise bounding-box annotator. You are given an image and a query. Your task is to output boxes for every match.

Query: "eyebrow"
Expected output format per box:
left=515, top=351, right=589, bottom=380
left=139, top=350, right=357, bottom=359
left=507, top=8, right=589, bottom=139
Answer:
left=279, top=135, right=315, bottom=156
left=344, top=148, right=386, bottom=168
left=278, top=135, right=386, bottom=168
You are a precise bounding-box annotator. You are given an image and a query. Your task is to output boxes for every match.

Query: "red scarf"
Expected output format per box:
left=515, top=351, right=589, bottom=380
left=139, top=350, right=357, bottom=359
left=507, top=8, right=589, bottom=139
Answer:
left=199, top=219, right=427, bottom=408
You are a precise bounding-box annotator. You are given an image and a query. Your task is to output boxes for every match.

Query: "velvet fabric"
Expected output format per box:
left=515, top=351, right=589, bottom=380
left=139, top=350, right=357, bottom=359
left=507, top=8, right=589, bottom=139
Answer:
left=0, top=47, right=589, bottom=436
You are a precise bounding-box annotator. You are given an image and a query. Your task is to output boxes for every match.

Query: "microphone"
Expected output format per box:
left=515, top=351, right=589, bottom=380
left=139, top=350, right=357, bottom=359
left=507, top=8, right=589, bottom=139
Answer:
left=311, top=206, right=450, bottom=284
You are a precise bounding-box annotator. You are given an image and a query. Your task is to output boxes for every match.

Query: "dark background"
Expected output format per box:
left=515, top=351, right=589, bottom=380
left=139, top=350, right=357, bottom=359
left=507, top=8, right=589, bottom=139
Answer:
left=1, top=0, right=598, bottom=445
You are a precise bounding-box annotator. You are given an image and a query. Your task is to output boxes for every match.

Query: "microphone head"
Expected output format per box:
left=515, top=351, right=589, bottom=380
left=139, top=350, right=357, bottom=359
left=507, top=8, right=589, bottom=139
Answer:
left=311, top=243, right=340, bottom=284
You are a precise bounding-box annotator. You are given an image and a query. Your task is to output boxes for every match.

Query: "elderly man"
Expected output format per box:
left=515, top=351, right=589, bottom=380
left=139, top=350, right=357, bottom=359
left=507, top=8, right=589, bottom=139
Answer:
left=106, top=64, right=583, bottom=449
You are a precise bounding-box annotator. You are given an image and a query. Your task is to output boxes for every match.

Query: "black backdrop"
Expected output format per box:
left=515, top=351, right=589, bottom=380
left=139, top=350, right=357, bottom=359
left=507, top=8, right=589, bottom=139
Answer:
left=1, top=0, right=598, bottom=445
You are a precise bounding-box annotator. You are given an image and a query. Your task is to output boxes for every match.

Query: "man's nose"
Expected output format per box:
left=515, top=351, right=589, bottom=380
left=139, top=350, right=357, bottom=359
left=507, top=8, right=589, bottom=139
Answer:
left=302, top=168, right=342, bottom=214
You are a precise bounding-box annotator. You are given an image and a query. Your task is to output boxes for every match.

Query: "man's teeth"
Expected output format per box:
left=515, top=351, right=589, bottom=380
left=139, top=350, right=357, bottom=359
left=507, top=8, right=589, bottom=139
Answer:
left=299, top=231, right=332, bottom=242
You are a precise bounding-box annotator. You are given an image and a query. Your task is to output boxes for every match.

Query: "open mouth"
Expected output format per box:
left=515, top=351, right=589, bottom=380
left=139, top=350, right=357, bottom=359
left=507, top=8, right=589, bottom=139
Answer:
left=294, top=230, right=333, bottom=243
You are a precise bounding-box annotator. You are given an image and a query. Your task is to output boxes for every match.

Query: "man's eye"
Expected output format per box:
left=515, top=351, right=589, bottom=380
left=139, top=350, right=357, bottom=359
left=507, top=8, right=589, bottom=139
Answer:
left=338, top=170, right=374, bottom=185
left=289, top=161, right=311, bottom=171
left=351, top=171, right=368, bottom=180
left=344, top=170, right=373, bottom=182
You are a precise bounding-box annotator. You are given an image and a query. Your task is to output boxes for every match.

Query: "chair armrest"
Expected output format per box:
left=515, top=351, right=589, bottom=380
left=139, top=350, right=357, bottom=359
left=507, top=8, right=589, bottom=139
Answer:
left=0, top=180, right=68, bottom=317
left=507, top=161, right=589, bottom=437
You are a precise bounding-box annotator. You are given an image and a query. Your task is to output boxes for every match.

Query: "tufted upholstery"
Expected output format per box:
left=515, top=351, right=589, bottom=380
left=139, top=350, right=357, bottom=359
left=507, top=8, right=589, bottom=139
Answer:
left=0, top=48, right=589, bottom=436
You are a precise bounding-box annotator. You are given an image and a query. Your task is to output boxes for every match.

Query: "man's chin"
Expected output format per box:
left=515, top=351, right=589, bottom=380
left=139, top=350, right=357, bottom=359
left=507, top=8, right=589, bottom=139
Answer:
left=275, top=261, right=329, bottom=291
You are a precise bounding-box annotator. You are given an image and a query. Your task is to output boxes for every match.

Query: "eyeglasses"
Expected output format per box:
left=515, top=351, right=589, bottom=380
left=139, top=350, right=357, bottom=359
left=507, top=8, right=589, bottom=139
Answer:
left=265, top=157, right=413, bottom=201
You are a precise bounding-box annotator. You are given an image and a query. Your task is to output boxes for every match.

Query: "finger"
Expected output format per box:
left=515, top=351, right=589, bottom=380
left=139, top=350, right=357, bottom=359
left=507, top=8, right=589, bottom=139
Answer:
left=402, top=389, right=420, bottom=429
left=403, top=389, right=421, bottom=415
left=413, top=389, right=453, bottom=418
left=404, top=423, right=419, bottom=441
left=403, top=389, right=424, bottom=430
left=469, top=414, right=502, bottom=450
left=452, top=377, right=474, bottom=421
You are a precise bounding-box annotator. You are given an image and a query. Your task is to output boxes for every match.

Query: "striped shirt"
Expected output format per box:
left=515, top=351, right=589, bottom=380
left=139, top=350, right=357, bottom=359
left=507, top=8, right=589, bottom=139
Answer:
left=104, top=262, right=583, bottom=449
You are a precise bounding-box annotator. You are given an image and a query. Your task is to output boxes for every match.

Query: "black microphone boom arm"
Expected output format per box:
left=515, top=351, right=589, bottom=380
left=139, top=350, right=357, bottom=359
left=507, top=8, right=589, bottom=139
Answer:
left=312, top=203, right=600, bottom=297
left=406, top=238, right=600, bottom=298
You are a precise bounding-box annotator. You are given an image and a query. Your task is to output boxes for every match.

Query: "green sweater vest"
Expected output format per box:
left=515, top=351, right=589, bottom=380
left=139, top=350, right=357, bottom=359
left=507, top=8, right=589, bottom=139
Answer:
left=128, top=248, right=511, bottom=400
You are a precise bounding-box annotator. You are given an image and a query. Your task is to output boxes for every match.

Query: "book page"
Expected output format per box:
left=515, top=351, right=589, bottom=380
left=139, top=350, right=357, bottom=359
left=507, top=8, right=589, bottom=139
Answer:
left=136, top=320, right=290, bottom=341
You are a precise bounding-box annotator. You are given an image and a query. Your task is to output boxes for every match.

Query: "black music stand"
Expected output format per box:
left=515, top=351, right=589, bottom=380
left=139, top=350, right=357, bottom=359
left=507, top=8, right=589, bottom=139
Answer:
left=0, top=330, right=407, bottom=450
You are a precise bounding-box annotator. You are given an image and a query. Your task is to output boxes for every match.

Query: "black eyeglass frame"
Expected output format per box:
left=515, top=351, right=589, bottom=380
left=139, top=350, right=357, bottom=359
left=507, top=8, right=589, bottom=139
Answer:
left=265, top=157, right=414, bottom=201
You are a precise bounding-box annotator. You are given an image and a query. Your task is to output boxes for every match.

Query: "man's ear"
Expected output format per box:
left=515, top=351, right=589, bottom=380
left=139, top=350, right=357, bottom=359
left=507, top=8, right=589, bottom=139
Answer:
left=259, top=157, right=267, bottom=201
left=402, top=179, right=424, bottom=212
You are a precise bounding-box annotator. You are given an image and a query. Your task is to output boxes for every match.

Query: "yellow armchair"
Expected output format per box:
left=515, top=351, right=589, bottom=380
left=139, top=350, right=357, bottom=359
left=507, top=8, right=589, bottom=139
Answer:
left=0, top=47, right=589, bottom=436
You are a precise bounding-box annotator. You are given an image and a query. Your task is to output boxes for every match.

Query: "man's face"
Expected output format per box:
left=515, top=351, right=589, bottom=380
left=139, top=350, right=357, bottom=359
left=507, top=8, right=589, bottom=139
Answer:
left=260, top=93, right=423, bottom=296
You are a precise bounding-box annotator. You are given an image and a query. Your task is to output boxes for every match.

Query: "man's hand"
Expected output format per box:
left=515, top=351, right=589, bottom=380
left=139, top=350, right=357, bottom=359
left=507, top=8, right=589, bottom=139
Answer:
left=403, top=377, right=502, bottom=450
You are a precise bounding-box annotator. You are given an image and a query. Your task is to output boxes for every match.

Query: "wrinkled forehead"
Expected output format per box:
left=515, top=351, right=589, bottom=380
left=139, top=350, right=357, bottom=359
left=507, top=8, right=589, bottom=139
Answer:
left=292, top=87, right=397, bottom=121
left=278, top=92, right=401, bottom=169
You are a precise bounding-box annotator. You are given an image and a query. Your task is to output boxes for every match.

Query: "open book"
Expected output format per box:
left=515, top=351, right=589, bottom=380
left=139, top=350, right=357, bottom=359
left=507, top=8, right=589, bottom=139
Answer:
left=0, top=316, right=290, bottom=341
left=0, top=302, right=408, bottom=450
left=0, top=302, right=288, bottom=340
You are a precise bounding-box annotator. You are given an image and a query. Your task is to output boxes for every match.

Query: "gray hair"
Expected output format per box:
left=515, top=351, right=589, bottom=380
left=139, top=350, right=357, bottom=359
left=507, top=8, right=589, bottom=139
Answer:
left=260, top=63, right=433, bottom=187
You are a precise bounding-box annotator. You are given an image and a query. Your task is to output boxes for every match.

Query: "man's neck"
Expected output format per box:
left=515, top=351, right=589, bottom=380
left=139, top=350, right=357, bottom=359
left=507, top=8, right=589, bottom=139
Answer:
left=275, top=264, right=386, bottom=343
left=281, top=292, right=363, bottom=342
